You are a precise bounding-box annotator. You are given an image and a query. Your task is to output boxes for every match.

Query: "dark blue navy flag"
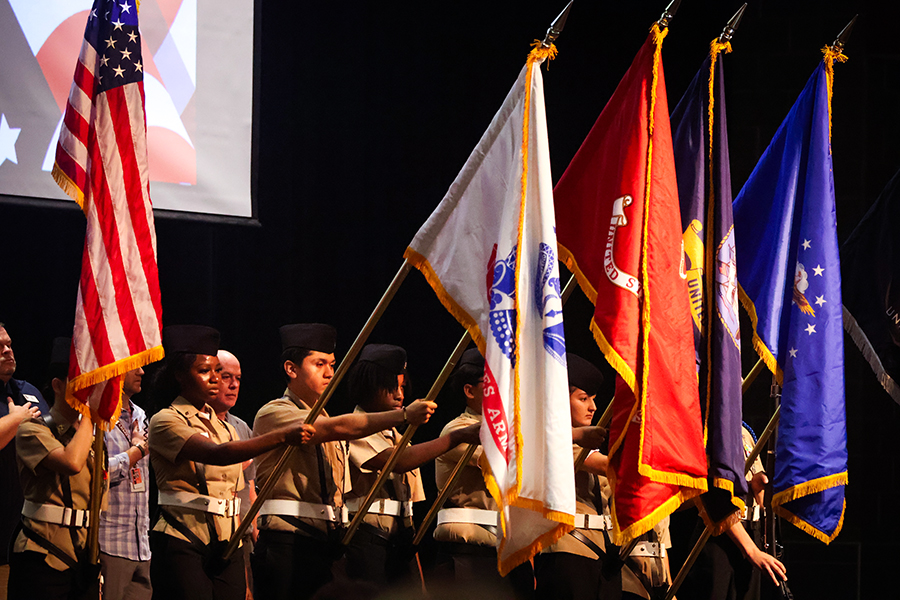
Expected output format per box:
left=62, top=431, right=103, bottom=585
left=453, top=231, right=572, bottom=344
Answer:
left=732, top=50, right=848, bottom=543
left=670, top=41, right=747, bottom=533
left=842, top=168, right=900, bottom=405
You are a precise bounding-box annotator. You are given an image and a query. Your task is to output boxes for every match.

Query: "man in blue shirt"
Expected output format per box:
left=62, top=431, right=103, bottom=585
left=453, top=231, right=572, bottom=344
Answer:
left=99, top=367, right=151, bottom=600
left=0, top=323, right=49, bottom=585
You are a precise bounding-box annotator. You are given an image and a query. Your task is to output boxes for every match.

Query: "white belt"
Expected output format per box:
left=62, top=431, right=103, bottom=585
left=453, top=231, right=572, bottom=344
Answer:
left=630, top=541, right=665, bottom=558
left=573, top=513, right=612, bottom=530
left=22, top=501, right=90, bottom=527
left=258, top=499, right=349, bottom=524
left=741, top=505, right=761, bottom=522
left=346, top=498, right=413, bottom=518
left=158, top=491, right=241, bottom=518
left=437, top=508, right=499, bottom=528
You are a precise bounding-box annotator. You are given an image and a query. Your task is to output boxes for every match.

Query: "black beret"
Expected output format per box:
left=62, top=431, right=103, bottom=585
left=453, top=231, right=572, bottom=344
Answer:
left=567, top=354, right=604, bottom=397
left=456, top=348, right=484, bottom=371
left=358, top=344, right=407, bottom=375
left=163, top=325, right=220, bottom=356
left=280, top=323, right=337, bottom=354
left=50, top=337, right=71, bottom=367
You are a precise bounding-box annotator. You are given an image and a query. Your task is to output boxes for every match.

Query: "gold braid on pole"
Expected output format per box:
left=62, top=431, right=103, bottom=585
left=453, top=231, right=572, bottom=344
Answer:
left=222, top=260, right=413, bottom=560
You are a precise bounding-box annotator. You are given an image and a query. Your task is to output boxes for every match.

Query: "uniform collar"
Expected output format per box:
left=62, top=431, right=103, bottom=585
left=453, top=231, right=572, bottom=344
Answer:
left=284, top=387, right=312, bottom=410
left=171, top=395, right=214, bottom=421
left=464, top=407, right=482, bottom=421
left=48, top=404, right=77, bottom=436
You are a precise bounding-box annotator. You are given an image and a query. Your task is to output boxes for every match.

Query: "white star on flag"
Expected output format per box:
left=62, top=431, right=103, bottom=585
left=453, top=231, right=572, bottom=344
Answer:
left=120, top=1, right=132, bottom=14
left=805, top=323, right=816, bottom=335
left=789, top=348, right=798, bottom=358
left=813, top=265, right=824, bottom=276
left=815, top=295, right=826, bottom=306
left=0, top=114, right=21, bottom=167
left=802, top=239, right=811, bottom=250
left=112, top=19, right=124, bottom=30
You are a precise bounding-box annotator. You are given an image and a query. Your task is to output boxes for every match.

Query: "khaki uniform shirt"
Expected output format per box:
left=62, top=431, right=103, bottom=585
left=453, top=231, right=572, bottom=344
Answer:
left=542, top=446, right=610, bottom=559
left=253, top=388, right=350, bottom=537
left=346, top=406, right=425, bottom=536
left=432, top=409, right=497, bottom=547
left=149, top=396, right=243, bottom=544
left=14, top=406, right=108, bottom=571
left=622, top=516, right=673, bottom=598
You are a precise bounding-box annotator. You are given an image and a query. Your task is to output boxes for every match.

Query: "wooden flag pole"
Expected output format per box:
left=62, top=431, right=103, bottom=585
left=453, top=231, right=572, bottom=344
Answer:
left=88, top=426, right=104, bottom=564
left=665, top=359, right=779, bottom=600
left=412, top=274, right=579, bottom=546
left=342, top=330, right=473, bottom=545
left=223, top=260, right=412, bottom=560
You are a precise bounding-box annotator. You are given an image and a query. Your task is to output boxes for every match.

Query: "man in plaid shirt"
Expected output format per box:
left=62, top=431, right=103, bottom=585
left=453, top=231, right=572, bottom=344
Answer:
left=99, top=367, right=151, bottom=599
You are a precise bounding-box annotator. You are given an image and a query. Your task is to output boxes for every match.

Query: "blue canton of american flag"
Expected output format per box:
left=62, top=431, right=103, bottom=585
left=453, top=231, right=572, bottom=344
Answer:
left=92, top=1, right=144, bottom=92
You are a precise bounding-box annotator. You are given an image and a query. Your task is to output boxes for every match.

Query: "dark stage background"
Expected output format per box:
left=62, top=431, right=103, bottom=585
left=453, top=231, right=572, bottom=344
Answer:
left=1, top=1, right=897, bottom=597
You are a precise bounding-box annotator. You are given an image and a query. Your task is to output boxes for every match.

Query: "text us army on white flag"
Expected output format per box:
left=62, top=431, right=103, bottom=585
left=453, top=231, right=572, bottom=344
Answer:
left=405, top=45, right=575, bottom=574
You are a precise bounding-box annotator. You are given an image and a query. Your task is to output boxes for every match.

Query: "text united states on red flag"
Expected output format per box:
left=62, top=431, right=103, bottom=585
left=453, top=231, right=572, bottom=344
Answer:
left=52, top=0, right=163, bottom=425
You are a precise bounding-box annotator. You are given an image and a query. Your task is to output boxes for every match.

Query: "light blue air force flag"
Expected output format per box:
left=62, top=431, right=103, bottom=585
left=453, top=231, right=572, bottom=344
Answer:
left=732, top=57, right=847, bottom=543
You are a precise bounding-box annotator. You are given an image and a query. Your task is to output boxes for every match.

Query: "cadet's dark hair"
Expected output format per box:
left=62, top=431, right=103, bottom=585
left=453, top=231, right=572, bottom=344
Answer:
left=448, top=363, right=484, bottom=398
left=347, top=360, right=407, bottom=410
left=151, top=352, right=197, bottom=408
left=281, top=347, right=314, bottom=383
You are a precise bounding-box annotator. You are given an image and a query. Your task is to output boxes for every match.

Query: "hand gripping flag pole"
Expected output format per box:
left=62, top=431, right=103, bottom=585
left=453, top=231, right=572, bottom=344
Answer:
left=223, top=261, right=412, bottom=560
left=342, top=329, right=473, bottom=544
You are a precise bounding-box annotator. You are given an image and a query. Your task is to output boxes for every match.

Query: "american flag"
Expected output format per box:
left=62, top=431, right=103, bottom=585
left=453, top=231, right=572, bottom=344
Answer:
left=52, top=0, right=163, bottom=426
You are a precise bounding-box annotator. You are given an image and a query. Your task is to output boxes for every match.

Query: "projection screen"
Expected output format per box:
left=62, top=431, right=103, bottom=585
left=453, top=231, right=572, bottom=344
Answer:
left=0, top=0, right=255, bottom=218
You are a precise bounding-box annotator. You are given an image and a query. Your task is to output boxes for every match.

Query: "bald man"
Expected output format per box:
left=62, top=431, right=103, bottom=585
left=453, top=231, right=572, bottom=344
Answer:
left=210, top=350, right=256, bottom=598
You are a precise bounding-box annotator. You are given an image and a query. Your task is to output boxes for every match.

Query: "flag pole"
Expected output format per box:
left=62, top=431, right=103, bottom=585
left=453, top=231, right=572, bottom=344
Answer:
left=88, top=427, right=104, bottom=564
left=574, top=397, right=613, bottom=472
left=342, top=330, right=472, bottom=544
left=223, top=260, right=413, bottom=560
left=412, top=271, right=578, bottom=546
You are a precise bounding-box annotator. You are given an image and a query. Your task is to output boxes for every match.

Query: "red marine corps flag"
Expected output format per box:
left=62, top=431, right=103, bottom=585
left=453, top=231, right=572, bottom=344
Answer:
left=52, top=0, right=163, bottom=426
left=554, top=23, right=707, bottom=544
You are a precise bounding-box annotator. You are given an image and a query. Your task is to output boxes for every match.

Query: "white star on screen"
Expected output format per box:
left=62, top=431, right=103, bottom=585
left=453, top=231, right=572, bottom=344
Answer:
left=805, top=323, right=816, bottom=335
left=0, top=114, right=21, bottom=167
left=813, top=265, right=824, bottom=276
left=815, top=295, right=827, bottom=306
left=802, top=239, right=811, bottom=250
left=789, top=348, right=798, bottom=358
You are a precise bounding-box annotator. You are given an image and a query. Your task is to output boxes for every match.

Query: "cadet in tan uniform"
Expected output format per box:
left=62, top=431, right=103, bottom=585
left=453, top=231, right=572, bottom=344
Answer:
left=343, top=344, right=480, bottom=587
left=148, top=325, right=313, bottom=600
left=432, top=348, right=535, bottom=599
left=679, top=424, right=787, bottom=600
left=251, top=325, right=436, bottom=600
left=7, top=337, right=106, bottom=600
left=535, top=354, right=619, bottom=600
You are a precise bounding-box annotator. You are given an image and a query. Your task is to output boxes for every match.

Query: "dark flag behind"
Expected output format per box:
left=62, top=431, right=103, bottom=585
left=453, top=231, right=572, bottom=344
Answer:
left=670, top=40, right=747, bottom=533
left=842, top=168, right=900, bottom=405
left=731, top=49, right=848, bottom=544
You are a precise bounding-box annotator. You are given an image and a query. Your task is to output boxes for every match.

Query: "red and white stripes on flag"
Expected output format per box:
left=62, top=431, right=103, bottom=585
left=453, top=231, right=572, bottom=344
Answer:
left=52, top=0, right=163, bottom=426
